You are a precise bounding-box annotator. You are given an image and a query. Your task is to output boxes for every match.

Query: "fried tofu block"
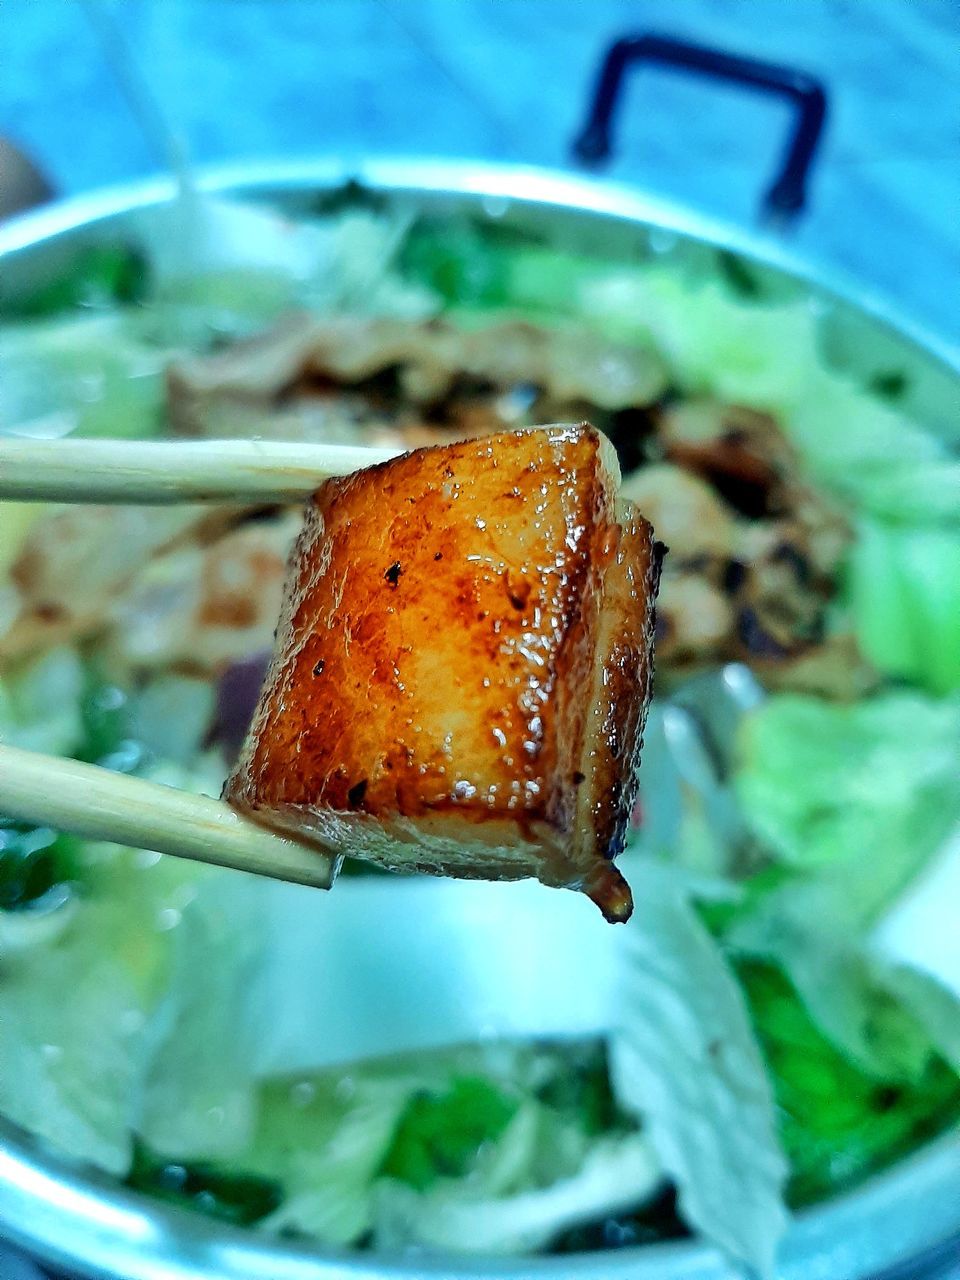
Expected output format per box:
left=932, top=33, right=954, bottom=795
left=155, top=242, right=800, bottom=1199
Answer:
left=225, top=425, right=662, bottom=920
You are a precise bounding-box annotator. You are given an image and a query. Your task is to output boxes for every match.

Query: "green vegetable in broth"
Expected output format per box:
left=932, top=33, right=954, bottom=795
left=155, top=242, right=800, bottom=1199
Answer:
left=743, top=961, right=960, bottom=1206
left=127, top=1140, right=282, bottom=1227
left=381, top=1077, right=519, bottom=1191
left=1, top=244, right=149, bottom=318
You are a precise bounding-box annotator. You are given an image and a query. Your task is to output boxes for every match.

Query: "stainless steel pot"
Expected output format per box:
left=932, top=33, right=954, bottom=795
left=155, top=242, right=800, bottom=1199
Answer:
left=1, top=72, right=959, bottom=1273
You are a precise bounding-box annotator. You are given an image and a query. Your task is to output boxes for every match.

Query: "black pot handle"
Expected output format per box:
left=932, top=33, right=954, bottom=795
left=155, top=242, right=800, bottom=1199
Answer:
left=572, top=33, right=828, bottom=225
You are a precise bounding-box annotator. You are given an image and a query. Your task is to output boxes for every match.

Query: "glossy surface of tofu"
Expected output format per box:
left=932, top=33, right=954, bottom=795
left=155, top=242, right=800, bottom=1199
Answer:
left=226, top=425, right=661, bottom=919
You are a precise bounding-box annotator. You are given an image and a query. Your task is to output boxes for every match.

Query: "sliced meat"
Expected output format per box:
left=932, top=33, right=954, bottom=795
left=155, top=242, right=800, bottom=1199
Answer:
left=620, top=463, right=735, bottom=563
left=657, top=398, right=849, bottom=573
left=166, top=312, right=668, bottom=444
left=656, top=400, right=792, bottom=518
left=653, top=575, right=734, bottom=667
left=0, top=505, right=222, bottom=661
left=624, top=397, right=859, bottom=685
left=749, top=633, right=880, bottom=699
left=103, top=511, right=302, bottom=678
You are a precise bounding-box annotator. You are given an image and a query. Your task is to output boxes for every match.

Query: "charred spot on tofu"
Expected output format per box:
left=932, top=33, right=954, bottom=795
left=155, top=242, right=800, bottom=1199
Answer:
left=225, top=424, right=661, bottom=921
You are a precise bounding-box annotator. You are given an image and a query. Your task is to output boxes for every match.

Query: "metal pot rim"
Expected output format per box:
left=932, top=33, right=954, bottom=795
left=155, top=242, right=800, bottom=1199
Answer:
left=1, top=155, right=958, bottom=1280
left=2, top=1111, right=959, bottom=1280
left=1, top=154, right=957, bottom=378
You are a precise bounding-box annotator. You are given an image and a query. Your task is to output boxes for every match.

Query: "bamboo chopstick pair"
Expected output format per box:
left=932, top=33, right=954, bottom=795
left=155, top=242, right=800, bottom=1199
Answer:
left=0, top=436, right=396, bottom=891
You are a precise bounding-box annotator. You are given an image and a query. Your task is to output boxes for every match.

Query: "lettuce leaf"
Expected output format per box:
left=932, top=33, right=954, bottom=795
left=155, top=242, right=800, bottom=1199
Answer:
left=136, top=867, right=262, bottom=1162
left=782, top=372, right=947, bottom=484
left=363, top=1042, right=659, bottom=1253
left=2, top=245, right=148, bottom=318
left=581, top=268, right=821, bottom=411
left=126, top=1139, right=281, bottom=1227
left=728, top=690, right=960, bottom=1174
left=849, top=518, right=960, bottom=695
left=0, top=752, right=249, bottom=1179
left=844, top=460, right=960, bottom=525
left=0, top=895, right=150, bottom=1174
left=740, top=958, right=960, bottom=1206
left=0, top=313, right=166, bottom=440
left=735, top=692, right=960, bottom=918
left=246, top=1041, right=643, bottom=1251
left=0, top=647, right=86, bottom=757
left=0, top=767, right=215, bottom=1175
left=251, top=1074, right=419, bottom=1245
left=882, top=966, right=960, bottom=1073
left=380, top=1075, right=518, bottom=1190
left=372, top=1129, right=660, bottom=1255
left=399, top=222, right=536, bottom=309
left=608, top=861, right=788, bottom=1278
left=139, top=200, right=437, bottom=347
left=730, top=889, right=944, bottom=1083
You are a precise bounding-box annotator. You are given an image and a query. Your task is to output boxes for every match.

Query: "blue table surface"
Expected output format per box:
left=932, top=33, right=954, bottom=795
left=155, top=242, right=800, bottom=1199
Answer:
left=1, top=1, right=958, bottom=1277
left=2, top=0, right=959, bottom=340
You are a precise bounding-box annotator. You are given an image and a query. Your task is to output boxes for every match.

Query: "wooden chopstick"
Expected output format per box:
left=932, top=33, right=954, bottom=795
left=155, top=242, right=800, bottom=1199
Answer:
left=0, top=743, right=339, bottom=889
left=0, top=438, right=400, bottom=505
left=0, top=437, right=393, bottom=882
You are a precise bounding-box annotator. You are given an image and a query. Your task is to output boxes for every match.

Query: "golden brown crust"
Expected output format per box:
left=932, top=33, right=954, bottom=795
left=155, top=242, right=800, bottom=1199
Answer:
left=574, top=506, right=663, bottom=919
left=225, top=424, right=660, bottom=918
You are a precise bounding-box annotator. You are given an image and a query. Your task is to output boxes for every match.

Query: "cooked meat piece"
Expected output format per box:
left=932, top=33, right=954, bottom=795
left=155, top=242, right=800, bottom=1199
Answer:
left=226, top=424, right=663, bottom=921
left=782, top=487, right=851, bottom=580
left=171, top=391, right=394, bottom=449
left=620, top=463, right=735, bottom=562
left=733, top=529, right=827, bottom=652
left=750, top=633, right=880, bottom=699
left=103, top=512, right=302, bottom=677
left=657, top=398, right=849, bottom=571
left=656, top=400, right=791, bottom=518
left=0, top=505, right=221, bottom=662
left=167, top=312, right=667, bottom=443
left=630, top=395, right=858, bottom=684
left=654, top=575, right=734, bottom=666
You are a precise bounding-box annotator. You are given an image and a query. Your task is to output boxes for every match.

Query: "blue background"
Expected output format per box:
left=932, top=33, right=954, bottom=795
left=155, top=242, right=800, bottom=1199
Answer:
left=2, top=0, right=959, bottom=339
